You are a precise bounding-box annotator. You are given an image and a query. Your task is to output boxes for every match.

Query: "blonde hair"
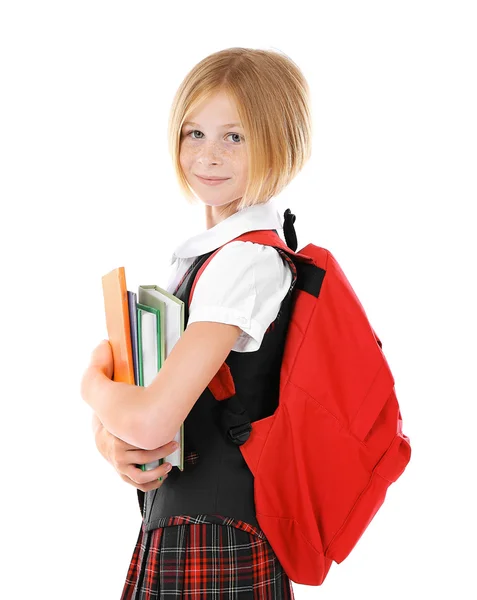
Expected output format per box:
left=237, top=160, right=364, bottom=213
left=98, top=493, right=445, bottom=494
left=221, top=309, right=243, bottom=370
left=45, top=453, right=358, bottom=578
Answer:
left=168, top=47, right=313, bottom=216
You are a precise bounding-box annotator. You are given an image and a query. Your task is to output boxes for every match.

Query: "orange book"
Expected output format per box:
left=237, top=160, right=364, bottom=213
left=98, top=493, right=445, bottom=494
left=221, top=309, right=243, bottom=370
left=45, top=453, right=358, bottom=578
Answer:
left=101, top=266, right=135, bottom=385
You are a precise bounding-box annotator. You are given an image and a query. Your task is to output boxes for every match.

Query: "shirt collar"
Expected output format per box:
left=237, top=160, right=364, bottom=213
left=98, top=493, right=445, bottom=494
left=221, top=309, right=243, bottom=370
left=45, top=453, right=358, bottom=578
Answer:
left=171, top=200, right=284, bottom=263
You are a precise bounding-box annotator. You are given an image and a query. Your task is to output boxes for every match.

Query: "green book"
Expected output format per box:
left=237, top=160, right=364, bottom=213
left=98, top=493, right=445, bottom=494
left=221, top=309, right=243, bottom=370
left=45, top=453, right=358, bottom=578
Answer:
left=138, top=285, right=185, bottom=473
left=136, top=303, right=163, bottom=387
left=136, top=302, right=165, bottom=475
left=136, top=302, right=165, bottom=479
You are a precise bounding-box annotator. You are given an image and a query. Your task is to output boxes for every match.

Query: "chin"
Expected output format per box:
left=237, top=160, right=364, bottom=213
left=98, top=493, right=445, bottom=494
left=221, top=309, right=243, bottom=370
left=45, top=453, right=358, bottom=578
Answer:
left=192, top=192, right=234, bottom=206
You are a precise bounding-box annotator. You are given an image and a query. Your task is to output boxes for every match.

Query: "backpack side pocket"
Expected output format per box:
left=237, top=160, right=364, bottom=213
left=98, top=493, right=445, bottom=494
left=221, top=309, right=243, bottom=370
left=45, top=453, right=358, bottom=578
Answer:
left=325, top=431, right=411, bottom=563
left=349, top=360, right=395, bottom=442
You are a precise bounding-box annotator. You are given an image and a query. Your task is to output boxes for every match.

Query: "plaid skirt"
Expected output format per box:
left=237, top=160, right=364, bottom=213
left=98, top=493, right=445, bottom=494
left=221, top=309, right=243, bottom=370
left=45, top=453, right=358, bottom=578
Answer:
left=120, top=514, right=295, bottom=599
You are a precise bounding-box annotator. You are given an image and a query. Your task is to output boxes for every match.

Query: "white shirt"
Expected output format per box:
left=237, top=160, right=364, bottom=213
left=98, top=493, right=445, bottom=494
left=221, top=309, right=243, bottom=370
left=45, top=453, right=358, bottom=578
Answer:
left=165, top=200, right=293, bottom=352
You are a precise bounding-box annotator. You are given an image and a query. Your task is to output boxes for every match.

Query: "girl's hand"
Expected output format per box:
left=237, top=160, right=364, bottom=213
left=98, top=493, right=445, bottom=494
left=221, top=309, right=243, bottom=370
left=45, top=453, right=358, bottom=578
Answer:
left=94, top=418, right=176, bottom=491
left=88, top=339, right=114, bottom=379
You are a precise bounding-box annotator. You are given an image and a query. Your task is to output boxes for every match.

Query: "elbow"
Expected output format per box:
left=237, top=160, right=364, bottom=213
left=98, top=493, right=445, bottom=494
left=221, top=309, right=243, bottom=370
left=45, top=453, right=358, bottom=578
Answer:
left=105, top=407, right=149, bottom=449
left=131, top=391, right=172, bottom=451
left=134, top=428, right=172, bottom=452
left=126, top=408, right=158, bottom=450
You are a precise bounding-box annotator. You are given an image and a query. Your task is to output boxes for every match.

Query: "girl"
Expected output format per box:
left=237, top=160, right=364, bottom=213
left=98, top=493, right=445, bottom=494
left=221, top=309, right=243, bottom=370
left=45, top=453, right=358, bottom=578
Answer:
left=81, top=47, right=312, bottom=599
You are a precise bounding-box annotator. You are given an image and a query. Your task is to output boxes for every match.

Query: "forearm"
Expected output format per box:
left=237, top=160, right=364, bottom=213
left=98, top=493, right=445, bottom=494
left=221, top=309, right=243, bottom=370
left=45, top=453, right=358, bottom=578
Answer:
left=81, top=366, right=149, bottom=447
left=91, top=411, right=104, bottom=436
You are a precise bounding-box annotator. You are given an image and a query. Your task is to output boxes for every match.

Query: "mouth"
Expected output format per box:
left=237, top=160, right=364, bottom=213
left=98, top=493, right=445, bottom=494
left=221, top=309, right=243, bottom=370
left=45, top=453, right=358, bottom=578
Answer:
left=195, top=175, right=230, bottom=185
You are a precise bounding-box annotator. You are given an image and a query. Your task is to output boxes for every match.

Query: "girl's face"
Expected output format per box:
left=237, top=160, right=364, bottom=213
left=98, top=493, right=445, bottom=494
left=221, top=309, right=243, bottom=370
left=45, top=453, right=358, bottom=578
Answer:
left=179, top=91, right=248, bottom=210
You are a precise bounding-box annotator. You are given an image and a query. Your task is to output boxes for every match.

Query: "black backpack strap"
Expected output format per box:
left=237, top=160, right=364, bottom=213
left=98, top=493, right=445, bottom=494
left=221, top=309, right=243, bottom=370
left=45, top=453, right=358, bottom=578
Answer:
left=283, top=208, right=298, bottom=251
left=216, top=393, right=253, bottom=446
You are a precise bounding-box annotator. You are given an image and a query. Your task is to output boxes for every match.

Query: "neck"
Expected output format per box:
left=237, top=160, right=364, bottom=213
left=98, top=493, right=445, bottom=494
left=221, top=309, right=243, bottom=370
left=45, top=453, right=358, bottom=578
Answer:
left=205, top=199, right=241, bottom=229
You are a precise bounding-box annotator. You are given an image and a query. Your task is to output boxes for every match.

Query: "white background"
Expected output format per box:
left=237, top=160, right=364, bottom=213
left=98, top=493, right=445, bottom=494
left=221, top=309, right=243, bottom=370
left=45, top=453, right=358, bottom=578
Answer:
left=1, top=1, right=475, bottom=598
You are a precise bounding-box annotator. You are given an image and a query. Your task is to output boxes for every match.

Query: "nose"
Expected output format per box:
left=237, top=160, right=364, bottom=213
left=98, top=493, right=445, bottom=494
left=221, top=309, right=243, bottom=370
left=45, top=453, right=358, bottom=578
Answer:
left=197, top=140, right=223, bottom=165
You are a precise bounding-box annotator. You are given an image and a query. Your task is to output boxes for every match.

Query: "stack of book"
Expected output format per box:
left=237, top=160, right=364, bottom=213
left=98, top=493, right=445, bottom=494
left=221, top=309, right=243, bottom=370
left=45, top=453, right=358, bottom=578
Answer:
left=101, top=266, right=185, bottom=473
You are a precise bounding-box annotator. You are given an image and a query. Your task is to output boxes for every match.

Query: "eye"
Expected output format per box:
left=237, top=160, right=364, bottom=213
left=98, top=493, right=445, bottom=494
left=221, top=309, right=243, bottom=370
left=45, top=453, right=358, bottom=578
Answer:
left=226, top=133, right=244, bottom=143
left=188, top=129, right=203, bottom=139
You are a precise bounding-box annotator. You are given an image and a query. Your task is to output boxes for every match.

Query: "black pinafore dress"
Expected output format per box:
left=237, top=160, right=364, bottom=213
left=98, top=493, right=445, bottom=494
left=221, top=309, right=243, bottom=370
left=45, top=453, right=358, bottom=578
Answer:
left=120, top=243, right=297, bottom=600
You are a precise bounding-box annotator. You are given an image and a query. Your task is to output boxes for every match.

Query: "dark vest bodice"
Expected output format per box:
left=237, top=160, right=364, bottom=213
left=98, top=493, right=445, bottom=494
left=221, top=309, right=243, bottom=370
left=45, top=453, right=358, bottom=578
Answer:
left=137, top=244, right=295, bottom=532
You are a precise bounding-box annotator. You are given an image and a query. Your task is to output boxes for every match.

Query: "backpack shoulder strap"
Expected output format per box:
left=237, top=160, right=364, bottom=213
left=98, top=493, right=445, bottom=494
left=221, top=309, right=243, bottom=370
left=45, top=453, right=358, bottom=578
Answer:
left=188, top=229, right=313, bottom=306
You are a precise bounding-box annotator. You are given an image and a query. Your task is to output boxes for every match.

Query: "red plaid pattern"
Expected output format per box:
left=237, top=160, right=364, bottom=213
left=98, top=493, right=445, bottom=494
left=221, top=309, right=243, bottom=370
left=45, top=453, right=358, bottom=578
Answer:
left=120, top=514, right=295, bottom=599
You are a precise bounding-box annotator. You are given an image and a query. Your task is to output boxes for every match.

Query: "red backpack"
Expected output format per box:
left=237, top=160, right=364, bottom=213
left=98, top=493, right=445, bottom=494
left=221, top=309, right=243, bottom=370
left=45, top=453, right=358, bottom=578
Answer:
left=189, top=208, right=411, bottom=586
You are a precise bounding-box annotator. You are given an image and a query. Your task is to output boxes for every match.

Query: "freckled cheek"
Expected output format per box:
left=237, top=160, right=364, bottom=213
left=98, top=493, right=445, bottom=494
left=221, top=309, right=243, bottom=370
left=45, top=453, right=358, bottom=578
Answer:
left=179, top=148, right=193, bottom=178
left=225, top=148, right=247, bottom=169
left=230, top=154, right=248, bottom=181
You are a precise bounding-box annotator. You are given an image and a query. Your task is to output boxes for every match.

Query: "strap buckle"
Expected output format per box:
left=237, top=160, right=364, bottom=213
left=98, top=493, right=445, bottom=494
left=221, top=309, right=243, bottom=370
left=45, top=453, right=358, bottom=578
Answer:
left=217, top=394, right=252, bottom=446
left=227, top=422, right=252, bottom=445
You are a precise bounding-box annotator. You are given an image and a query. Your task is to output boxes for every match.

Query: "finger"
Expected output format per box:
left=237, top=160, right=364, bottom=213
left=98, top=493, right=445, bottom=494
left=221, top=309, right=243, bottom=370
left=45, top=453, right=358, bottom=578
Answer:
left=121, top=463, right=171, bottom=488
left=126, top=461, right=173, bottom=486
left=120, top=471, right=169, bottom=493
left=126, top=441, right=179, bottom=463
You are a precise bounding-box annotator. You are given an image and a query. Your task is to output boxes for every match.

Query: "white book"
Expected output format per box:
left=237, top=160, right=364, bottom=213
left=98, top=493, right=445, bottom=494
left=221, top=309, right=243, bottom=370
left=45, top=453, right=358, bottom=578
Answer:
left=136, top=303, right=162, bottom=472
left=138, top=308, right=159, bottom=386
left=138, top=285, right=185, bottom=471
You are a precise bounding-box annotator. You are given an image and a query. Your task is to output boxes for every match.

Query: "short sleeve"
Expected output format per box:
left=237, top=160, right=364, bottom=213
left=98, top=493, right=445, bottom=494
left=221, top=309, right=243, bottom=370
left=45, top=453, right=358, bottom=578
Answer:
left=186, top=241, right=293, bottom=352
